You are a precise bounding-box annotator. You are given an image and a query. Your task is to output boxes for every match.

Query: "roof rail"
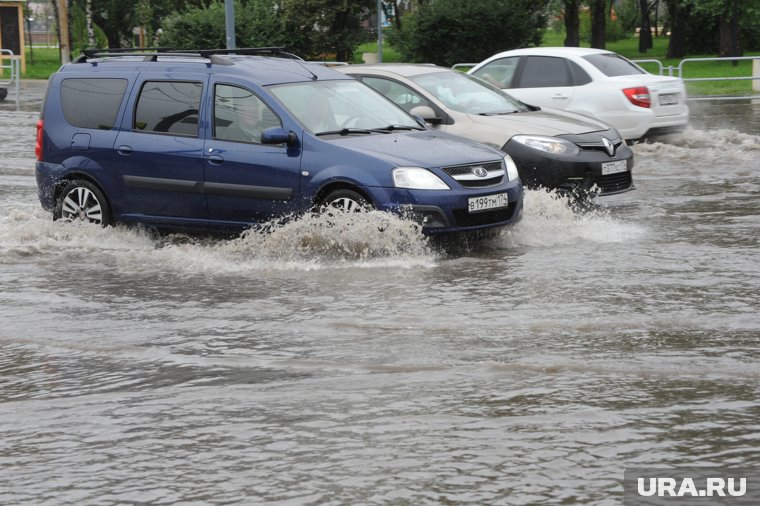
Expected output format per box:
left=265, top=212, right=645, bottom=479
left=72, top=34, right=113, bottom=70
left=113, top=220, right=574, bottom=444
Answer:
left=71, top=46, right=303, bottom=64
left=175, top=47, right=304, bottom=60
left=73, top=47, right=172, bottom=63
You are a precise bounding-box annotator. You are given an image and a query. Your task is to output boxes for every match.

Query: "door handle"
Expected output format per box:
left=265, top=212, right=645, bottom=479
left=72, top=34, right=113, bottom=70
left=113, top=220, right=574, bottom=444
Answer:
left=117, top=145, right=133, bottom=155
left=208, top=155, right=225, bottom=165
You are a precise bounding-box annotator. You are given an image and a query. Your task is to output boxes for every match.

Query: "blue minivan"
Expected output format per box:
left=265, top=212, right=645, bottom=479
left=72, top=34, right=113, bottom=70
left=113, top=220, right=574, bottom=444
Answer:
left=35, top=48, right=523, bottom=235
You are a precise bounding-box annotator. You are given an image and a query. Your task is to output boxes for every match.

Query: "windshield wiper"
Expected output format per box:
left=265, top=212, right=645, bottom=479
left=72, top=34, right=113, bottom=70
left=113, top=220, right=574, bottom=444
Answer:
left=316, top=128, right=374, bottom=136
left=372, top=124, right=425, bottom=132
left=479, top=111, right=519, bottom=116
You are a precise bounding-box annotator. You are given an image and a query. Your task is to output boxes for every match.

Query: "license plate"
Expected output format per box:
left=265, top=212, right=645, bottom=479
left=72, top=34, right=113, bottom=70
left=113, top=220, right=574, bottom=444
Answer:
left=659, top=93, right=679, bottom=106
left=602, top=160, right=628, bottom=175
left=468, top=193, right=510, bottom=213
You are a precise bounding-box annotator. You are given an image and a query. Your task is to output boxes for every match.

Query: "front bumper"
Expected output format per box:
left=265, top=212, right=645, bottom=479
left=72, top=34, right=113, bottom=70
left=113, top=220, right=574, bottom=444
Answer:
left=504, top=139, right=635, bottom=196
left=365, top=183, right=524, bottom=235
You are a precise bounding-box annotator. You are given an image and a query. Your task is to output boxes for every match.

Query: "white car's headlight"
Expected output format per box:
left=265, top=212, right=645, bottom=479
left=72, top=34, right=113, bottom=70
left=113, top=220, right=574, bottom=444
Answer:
left=512, top=135, right=580, bottom=156
left=504, top=154, right=519, bottom=181
left=393, top=167, right=450, bottom=190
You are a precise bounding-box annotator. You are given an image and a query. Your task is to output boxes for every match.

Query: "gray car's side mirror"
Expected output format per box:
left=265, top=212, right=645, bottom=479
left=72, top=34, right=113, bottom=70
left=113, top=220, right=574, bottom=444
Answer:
left=409, top=106, right=442, bottom=125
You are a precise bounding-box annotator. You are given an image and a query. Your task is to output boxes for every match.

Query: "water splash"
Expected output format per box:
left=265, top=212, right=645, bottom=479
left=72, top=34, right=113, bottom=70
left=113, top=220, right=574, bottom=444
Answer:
left=0, top=203, right=436, bottom=272
left=494, top=189, right=646, bottom=248
left=633, top=127, right=760, bottom=165
left=166, top=210, right=438, bottom=272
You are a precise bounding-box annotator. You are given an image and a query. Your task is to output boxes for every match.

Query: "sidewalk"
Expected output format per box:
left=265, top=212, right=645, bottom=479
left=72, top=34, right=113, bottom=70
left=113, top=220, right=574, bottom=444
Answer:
left=0, top=79, right=48, bottom=113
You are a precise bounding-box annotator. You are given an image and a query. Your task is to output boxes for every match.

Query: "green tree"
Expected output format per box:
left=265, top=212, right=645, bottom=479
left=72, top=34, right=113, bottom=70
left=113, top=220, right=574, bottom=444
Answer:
left=160, top=1, right=229, bottom=49
left=665, top=0, right=760, bottom=56
left=69, top=0, right=137, bottom=48
left=279, top=0, right=374, bottom=61
left=160, top=0, right=372, bottom=61
left=638, top=0, right=653, bottom=53
left=665, top=0, right=690, bottom=58
left=589, top=0, right=606, bottom=49
left=388, top=0, right=549, bottom=66
left=562, top=0, right=581, bottom=47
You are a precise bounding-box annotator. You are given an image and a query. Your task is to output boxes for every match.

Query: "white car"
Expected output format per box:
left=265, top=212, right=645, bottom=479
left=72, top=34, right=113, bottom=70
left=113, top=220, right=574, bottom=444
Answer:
left=467, top=47, right=689, bottom=141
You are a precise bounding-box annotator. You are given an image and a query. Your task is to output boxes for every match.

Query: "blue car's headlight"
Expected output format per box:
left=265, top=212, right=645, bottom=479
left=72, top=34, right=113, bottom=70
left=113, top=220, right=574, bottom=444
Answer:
left=512, top=135, right=580, bottom=156
left=393, top=167, right=450, bottom=190
left=504, top=154, right=519, bottom=181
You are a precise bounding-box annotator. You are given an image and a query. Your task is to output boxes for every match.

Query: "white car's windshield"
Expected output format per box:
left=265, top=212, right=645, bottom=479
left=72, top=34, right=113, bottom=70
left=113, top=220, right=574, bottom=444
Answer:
left=269, top=79, right=421, bottom=135
left=411, top=71, right=528, bottom=115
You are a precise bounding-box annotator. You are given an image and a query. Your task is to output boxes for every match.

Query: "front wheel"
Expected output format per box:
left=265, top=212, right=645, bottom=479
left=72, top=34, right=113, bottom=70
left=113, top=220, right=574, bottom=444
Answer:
left=319, top=189, right=372, bottom=213
left=54, top=180, right=112, bottom=226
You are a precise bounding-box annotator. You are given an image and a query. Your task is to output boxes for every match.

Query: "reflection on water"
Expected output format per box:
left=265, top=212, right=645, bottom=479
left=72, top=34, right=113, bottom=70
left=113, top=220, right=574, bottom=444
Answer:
left=1, top=110, right=760, bottom=504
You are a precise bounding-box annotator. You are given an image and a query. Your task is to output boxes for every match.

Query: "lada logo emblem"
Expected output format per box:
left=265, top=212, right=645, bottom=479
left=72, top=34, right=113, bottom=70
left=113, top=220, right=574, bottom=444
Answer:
left=602, top=137, right=616, bottom=157
left=472, top=166, right=488, bottom=178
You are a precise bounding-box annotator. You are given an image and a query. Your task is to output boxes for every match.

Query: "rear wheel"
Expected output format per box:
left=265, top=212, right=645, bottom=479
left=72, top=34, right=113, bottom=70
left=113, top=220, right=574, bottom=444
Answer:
left=54, top=180, right=112, bottom=226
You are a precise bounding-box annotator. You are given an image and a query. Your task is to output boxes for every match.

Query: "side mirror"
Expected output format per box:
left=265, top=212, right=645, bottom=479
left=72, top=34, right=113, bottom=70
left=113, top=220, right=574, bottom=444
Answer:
left=261, top=126, right=297, bottom=146
left=410, top=105, right=442, bottom=125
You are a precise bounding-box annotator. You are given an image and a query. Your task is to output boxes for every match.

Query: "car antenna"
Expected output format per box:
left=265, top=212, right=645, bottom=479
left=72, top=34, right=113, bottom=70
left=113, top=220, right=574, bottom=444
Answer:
left=294, top=60, right=318, bottom=80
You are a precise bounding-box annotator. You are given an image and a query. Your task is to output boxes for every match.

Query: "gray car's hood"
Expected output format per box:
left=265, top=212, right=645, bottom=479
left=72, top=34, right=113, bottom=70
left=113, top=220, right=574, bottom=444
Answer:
left=466, top=107, right=611, bottom=136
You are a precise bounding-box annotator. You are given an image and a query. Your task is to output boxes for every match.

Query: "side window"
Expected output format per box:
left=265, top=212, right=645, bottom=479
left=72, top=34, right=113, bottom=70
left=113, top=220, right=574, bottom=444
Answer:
left=569, top=60, right=592, bottom=86
left=134, top=81, right=202, bottom=136
left=214, top=84, right=281, bottom=143
left=60, top=78, right=128, bottom=130
left=471, top=57, right=519, bottom=88
left=362, top=76, right=430, bottom=112
left=518, top=56, right=573, bottom=88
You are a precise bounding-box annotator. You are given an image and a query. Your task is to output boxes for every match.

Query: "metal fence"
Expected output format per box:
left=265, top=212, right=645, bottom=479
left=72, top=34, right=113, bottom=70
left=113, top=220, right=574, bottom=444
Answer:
left=633, top=55, right=760, bottom=100
left=0, top=49, right=21, bottom=108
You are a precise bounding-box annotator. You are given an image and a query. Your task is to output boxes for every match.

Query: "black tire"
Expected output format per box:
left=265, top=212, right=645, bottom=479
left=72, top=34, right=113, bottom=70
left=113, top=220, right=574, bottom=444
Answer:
left=319, top=188, right=372, bottom=213
left=54, top=180, right=112, bottom=226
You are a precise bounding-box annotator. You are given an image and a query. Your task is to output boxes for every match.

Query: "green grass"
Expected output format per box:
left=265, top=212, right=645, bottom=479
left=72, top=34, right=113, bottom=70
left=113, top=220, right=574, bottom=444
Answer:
left=21, top=47, right=62, bottom=79
left=18, top=34, right=760, bottom=97
left=353, top=42, right=401, bottom=64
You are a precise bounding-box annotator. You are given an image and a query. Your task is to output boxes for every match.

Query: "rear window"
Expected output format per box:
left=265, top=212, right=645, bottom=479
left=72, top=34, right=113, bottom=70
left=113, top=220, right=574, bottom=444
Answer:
left=60, top=78, right=128, bottom=130
left=583, top=53, right=645, bottom=77
left=134, top=81, right=202, bottom=136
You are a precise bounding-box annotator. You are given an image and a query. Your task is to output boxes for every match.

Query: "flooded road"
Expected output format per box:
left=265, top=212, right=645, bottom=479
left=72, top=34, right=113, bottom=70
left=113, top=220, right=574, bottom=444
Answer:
left=1, top=89, right=760, bottom=504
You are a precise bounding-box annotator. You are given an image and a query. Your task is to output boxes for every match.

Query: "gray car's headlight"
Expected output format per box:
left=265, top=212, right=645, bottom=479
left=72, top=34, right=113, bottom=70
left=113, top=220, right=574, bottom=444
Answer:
left=393, top=167, right=450, bottom=190
left=504, top=154, right=519, bottom=181
left=512, top=135, right=580, bottom=156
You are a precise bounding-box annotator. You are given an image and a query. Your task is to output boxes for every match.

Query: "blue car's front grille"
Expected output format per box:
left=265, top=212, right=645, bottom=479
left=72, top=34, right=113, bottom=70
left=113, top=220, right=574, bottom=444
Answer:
left=441, top=161, right=504, bottom=188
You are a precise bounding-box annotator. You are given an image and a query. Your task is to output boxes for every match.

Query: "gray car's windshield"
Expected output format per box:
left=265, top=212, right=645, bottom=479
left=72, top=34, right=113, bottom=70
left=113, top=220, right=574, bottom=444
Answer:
left=411, top=71, right=528, bottom=115
left=269, top=79, right=421, bottom=135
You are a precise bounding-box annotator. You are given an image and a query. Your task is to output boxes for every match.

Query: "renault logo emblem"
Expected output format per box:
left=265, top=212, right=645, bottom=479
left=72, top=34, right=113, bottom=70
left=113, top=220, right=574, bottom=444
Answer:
left=602, top=137, right=616, bottom=157
left=472, top=166, right=488, bottom=177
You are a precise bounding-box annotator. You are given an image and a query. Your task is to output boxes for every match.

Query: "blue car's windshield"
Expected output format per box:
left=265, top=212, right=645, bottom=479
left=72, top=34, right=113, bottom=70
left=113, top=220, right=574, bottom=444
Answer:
left=411, top=71, right=529, bottom=115
left=269, top=79, right=421, bottom=135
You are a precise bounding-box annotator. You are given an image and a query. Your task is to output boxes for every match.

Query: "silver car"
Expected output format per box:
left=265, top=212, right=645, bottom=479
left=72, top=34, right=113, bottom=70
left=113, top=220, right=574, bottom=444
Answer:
left=339, top=64, right=634, bottom=197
